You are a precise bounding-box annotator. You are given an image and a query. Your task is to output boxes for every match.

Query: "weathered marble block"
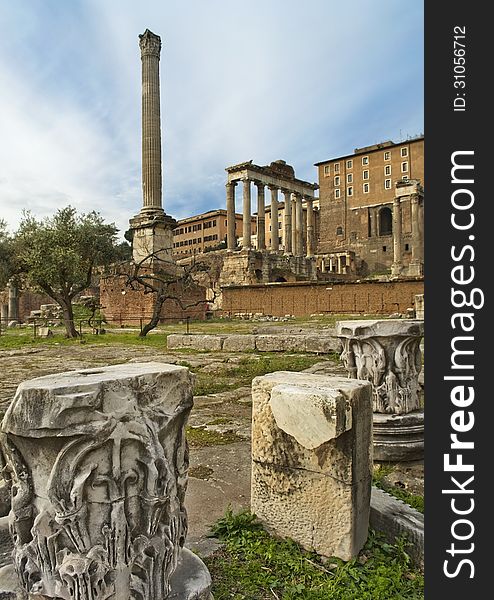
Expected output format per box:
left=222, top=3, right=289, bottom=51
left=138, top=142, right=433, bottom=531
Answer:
left=251, top=372, right=372, bottom=561
left=0, top=362, right=212, bottom=600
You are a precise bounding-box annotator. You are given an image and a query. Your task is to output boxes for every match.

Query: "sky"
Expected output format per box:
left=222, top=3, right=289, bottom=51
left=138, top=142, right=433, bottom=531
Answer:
left=0, top=0, right=424, bottom=240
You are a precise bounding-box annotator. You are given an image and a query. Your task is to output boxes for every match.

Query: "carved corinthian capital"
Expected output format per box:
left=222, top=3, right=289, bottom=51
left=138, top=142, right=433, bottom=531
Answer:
left=0, top=363, right=213, bottom=600
left=139, top=28, right=161, bottom=58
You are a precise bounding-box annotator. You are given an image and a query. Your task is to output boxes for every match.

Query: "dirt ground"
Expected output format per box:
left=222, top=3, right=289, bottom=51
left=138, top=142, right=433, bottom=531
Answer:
left=0, top=342, right=423, bottom=556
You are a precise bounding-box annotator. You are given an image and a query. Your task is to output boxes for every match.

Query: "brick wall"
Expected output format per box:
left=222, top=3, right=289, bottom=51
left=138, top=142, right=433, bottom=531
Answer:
left=100, top=275, right=208, bottom=325
left=0, top=289, right=53, bottom=322
left=221, top=279, right=424, bottom=317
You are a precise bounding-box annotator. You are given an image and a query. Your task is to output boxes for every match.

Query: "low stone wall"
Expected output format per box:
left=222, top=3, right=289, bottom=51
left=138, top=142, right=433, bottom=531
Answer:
left=166, top=333, right=341, bottom=353
left=370, top=487, right=424, bottom=568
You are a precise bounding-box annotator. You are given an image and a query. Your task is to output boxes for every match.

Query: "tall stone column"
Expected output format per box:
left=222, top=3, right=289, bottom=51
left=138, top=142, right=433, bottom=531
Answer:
left=226, top=181, right=237, bottom=250
left=306, top=197, right=315, bottom=257
left=1, top=303, right=8, bottom=326
left=373, top=207, right=379, bottom=237
left=291, top=194, right=297, bottom=253
left=391, top=197, right=403, bottom=275
left=255, top=181, right=266, bottom=250
left=242, top=178, right=252, bottom=250
left=140, top=29, right=163, bottom=212
left=129, top=30, right=176, bottom=265
left=409, top=194, right=424, bottom=276
left=7, top=280, right=19, bottom=323
left=269, top=186, right=279, bottom=251
left=282, top=189, right=292, bottom=254
left=295, top=194, right=303, bottom=256
left=337, top=319, right=424, bottom=461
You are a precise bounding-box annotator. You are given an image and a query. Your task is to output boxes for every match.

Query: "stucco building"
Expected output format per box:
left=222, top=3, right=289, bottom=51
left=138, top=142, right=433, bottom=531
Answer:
left=315, top=136, right=424, bottom=275
left=172, top=209, right=256, bottom=257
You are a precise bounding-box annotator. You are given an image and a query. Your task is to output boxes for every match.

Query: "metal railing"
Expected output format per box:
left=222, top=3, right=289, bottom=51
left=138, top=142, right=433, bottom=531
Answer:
left=0, top=315, right=192, bottom=338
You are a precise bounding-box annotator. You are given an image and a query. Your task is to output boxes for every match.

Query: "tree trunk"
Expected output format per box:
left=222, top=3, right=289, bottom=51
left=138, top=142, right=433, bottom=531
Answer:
left=60, top=298, right=78, bottom=338
left=140, top=294, right=166, bottom=337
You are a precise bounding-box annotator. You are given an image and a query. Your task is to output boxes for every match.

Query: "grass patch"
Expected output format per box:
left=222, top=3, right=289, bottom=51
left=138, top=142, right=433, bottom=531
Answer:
left=186, top=426, right=243, bottom=447
left=206, top=509, right=424, bottom=600
left=373, top=466, right=424, bottom=514
left=188, top=465, right=214, bottom=480
left=192, top=354, right=323, bottom=397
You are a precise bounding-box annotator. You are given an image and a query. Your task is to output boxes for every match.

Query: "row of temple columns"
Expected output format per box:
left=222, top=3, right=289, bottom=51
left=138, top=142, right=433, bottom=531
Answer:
left=226, top=179, right=316, bottom=256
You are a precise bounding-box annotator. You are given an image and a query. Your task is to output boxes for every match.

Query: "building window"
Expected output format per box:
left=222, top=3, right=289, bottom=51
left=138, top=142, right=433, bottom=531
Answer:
left=334, top=176, right=340, bottom=186
left=383, top=246, right=387, bottom=252
left=347, top=173, right=353, bottom=183
left=379, top=207, right=393, bottom=236
left=401, top=161, right=409, bottom=172
left=336, top=226, right=343, bottom=235
left=278, top=222, right=282, bottom=229
left=385, top=165, right=391, bottom=176
left=402, top=175, right=409, bottom=181
left=363, top=170, right=369, bottom=180
left=324, top=165, right=330, bottom=176
left=346, top=159, right=353, bottom=169
left=405, top=243, right=410, bottom=251
left=385, top=178, right=392, bottom=189
left=363, top=183, right=369, bottom=193
left=347, top=186, right=353, bottom=196
left=384, top=151, right=391, bottom=160
left=335, top=189, right=341, bottom=199
left=334, top=162, right=340, bottom=173
left=362, top=156, right=369, bottom=165
left=401, top=147, right=408, bottom=157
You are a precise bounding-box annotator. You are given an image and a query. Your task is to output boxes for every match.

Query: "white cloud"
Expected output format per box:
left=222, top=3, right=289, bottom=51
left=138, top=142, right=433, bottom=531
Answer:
left=0, top=0, right=424, bottom=236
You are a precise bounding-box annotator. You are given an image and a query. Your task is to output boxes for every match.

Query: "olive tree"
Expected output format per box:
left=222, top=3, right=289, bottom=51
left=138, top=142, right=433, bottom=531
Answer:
left=15, top=207, right=119, bottom=337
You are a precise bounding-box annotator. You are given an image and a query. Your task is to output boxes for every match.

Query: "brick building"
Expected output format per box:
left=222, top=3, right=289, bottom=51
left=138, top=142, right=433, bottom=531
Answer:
left=315, top=136, right=424, bottom=275
left=172, top=209, right=256, bottom=257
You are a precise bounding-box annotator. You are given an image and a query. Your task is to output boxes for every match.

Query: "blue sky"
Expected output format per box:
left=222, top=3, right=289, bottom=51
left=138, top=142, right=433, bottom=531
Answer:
left=0, top=1, right=423, bottom=240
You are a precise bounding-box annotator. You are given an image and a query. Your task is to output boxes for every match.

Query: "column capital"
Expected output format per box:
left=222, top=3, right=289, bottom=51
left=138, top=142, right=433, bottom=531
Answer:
left=139, top=29, right=162, bottom=58
left=253, top=180, right=265, bottom=189
left=225, top=180, right=238, bottom=188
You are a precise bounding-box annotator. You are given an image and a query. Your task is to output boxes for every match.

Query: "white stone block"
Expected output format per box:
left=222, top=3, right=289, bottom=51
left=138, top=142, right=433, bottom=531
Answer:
left=251, top=372, right=372, bottom=561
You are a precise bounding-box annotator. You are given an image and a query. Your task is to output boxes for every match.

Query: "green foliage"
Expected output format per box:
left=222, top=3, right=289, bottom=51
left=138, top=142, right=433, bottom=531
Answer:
left=15, top=206, right=119, bottom=299
left=192, top=354, right=321, bottom=396
left=0, top=220, right=15, bottom=288
left=186, top=426, right=243, bottom=447
left=13, top=206, right=120, bottom=336
left=206, top=510, right=424, bottom=600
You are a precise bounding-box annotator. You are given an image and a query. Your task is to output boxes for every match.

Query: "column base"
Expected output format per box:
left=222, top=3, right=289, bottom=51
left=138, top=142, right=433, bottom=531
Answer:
left=391, top=262, right=404, bottom=276
left=0, top=549, right=213, bottom=600
left=407, top=261, right=424, bottom=277
left=373, top=410, right=424, bottom=462
left=129, top=210, right=176, bottom=266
